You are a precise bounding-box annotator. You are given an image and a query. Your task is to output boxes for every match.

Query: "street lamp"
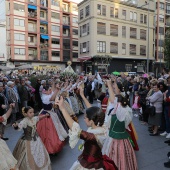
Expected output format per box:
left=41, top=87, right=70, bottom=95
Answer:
left=137, top=0, right=151, bottom=73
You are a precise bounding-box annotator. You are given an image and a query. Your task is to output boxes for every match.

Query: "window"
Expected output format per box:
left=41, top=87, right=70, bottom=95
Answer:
left=40, top=11, right=45, bottom=18
left=80, top=23, right=89, bottom=36
left=110, top=42, right=118, bottom=54
left=134, top=12, right=137, bottom=22
left=72, top=5, right=78, bottom=13
left=167, top=5, right=170, bottom=14
left=97, top=4, right=101, bottom=15
left=160, top=2, right=164, bottom=10
left=122, top=26, right=126, bottom=37
left=97, top=22, right=106, bottom=34
left=159, top=27, right=164, bottom=35
left=14, top=19, right=24, bottom=26
left=52, top=51, right=60, bottom=56
left=73, top=52, right=78, bottom=58
left=158, top=51, right=163, bottom=59
left=52, top=38, right=60, bottom=44
left=110, top=24, right=118, bottom=36
left=144, top=15, right=147, bottom=24
left=14, top=48, right=25, bottom=55
left=110, top=7, right=114, bottom=17
left=130, top=11, right=133, bottom=21
left=115, top=8, right=118, bottom=18
left=51, top=12, right=59, bottom=19
left=14, top=3, right=24, bottom=11
left=140, top=29, right=146, bottom=40
left=52, top=25, right=60, bottom=32
left=102, top=5, right=106, bottom=16
left=73, top=29, right=78, bottom=35
left=85, top=5, right=90, bottom=17
left=14, top=33, right=25, bottom=41
left=130, top=44, right=136, bottom=55
left=159, top=39, right=164, bottom=47
left=97, top=41, right=106, bottom=53
left=51, top=0, right=59, bottom=6
left=122, top=10, right=126, bottom=19
left=140, top=14, right=143, bottom=23
left=97, top=4, right=106, bottom=16
left=80, top=42, right=89, bottom=53
left=73, top=17, right=78, bottom=23
left=130, top=27, right=137, bottom=39
left=80, top=9, right=83, bottom=20
left=122, top=43, right=126, bottom=55
left=28, top=36, right=34, bottom=42
left=125, top=64, right=132, bottom=72
left=159, top=15, right=164, bottom=22
left=73, top=41, right=78, bottom=46
left=140, top=45, right=146, bottom=56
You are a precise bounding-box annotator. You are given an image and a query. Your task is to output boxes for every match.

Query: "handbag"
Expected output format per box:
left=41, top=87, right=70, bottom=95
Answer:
left=146, top=101, right=156, bottom=116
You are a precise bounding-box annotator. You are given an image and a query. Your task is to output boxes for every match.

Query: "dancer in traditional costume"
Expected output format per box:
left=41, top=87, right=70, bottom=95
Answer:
left=12, top=106, right=51, bottom=170
left=0, top=104, right=18, bottom=170
left=102, top=80, right=138, bottom=170
left=55, top=87, right=118, bottom=170
left=36, top=84, right=67, bottom=154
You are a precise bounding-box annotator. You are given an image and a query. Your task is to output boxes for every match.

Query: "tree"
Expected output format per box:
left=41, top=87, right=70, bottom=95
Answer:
left=164, top=27, right=170, bottom=69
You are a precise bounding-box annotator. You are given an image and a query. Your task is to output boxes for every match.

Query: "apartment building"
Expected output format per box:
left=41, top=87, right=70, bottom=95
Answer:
left=154, top=0, right=170, bottom=74
left=78, top=0, right=155, bottom=73
left=6, top=0, right=80, bottom=70
left=0, top=0, right=7, bottom=66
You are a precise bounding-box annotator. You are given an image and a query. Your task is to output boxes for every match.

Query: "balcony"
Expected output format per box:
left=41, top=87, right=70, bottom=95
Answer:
left=28, top=12, right=37, bottom=19
left=166, top=10, right=170, bottom=16
left=166, top=21, right=170, bottom=27
left=40, top=0, right=48, bottom=8
left=28, top=27, right=37, bottom=33
left=166, top=0, right=170, bottom=3
left=28, top=0, right=36, bottom=4
left=28, top=55, right=37, bottom=60
left=62, top=7, right=70, bottom=13
left=28, top=41, right=37, bottom=47
left=40, top=55, right=48, bottom=61
left=40, top=43, right=48, bottom=49
left=40, top=29, right=48, bottom=34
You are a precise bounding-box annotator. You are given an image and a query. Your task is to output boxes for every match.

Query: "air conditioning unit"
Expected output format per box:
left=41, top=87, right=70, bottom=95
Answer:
left=83, top=48, right=86, bottom=52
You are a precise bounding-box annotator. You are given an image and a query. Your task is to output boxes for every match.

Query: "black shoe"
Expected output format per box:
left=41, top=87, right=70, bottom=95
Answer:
left=165, top=140, right=170, bottom=144
left=148, top=129, right=153, bottom=133
left=150, top=133, right=158, bottom=136
left=164, top=161, right=170, bottom=168
left=1, top=137, right=9, bottom=141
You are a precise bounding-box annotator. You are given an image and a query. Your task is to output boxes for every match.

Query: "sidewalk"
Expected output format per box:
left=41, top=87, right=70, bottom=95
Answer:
left=134, top=116, right=169, bottom=170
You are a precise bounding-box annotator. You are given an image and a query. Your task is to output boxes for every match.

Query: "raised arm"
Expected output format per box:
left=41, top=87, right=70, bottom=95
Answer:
left=79, top=86, right=91, bottom=108
left=106, top=79, right=115, bottom=103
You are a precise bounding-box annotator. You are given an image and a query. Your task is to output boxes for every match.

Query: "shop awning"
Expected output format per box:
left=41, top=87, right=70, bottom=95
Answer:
left=28, top=5, right=37, bottom=10
left=41, top=35, right=49, bottom=40
left=40, top=20, right=48, bottom=25
left=77, top=57, right=91, bottom=62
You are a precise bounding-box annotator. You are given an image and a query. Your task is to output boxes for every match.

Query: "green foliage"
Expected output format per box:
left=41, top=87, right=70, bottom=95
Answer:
left=164, top=28, right=170, bottom=69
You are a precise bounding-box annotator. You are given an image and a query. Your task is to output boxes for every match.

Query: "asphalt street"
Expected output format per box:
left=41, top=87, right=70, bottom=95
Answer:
left=5, top=109, right=170, bottom=170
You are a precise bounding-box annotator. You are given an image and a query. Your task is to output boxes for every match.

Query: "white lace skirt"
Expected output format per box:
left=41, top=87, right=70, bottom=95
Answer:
left=0, top=139, right=17, bottom=170
left=70, top=161, right=104, bottom=170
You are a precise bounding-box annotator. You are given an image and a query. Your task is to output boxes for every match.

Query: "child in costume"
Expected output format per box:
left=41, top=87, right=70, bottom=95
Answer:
left=12, top=106, right=51, bottom=170
left=55, top=87, right=117, bottom=170
left=0, top=103, right=18, bottom=170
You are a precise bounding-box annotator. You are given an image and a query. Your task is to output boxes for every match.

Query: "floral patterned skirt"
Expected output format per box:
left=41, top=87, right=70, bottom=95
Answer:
left=13, top=137, right=51, bottom=170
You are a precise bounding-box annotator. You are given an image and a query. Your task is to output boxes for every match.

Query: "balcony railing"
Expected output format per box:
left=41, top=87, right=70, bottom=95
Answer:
left=28, top=12, right=37, bottom=18
left=0, top=53, right=5, bottom=58
left=28, top=55, right=37, bottom=60
left=40, top=29, right=48, bottom=34
left=40, top=0, right=48, bottom=8
left=63, top=45, right=70, bottom=49
left=62, top=8, right=70, bottom=13
left=40, top=43, right=48, bottom=48
left=28, top=27, right=37, bottom=32
left=40, top=55, right=48, bottom=60
left=28, top=0, right=36, bottom=4
left=166, top=22, right=170, bottom=26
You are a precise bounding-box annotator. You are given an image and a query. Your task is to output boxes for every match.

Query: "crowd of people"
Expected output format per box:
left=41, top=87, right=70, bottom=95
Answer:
left=0, top=67, right=170, bottom=169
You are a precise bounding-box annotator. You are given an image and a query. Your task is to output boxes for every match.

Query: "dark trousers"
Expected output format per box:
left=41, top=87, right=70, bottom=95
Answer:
left=87, top=90, right=93, bottom=104
left=142, top=104, right=149, bottom=123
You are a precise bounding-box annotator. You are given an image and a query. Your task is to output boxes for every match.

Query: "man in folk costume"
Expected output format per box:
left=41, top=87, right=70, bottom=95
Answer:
left=0, top=82, right=9, bottom=140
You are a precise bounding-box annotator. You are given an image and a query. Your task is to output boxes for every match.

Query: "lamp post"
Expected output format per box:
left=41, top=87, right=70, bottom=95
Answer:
left=137, top=0, right=151, bottom=73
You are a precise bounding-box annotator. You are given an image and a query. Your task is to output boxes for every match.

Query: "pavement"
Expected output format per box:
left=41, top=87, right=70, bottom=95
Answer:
left=5, top=110, right=170, bottom=170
